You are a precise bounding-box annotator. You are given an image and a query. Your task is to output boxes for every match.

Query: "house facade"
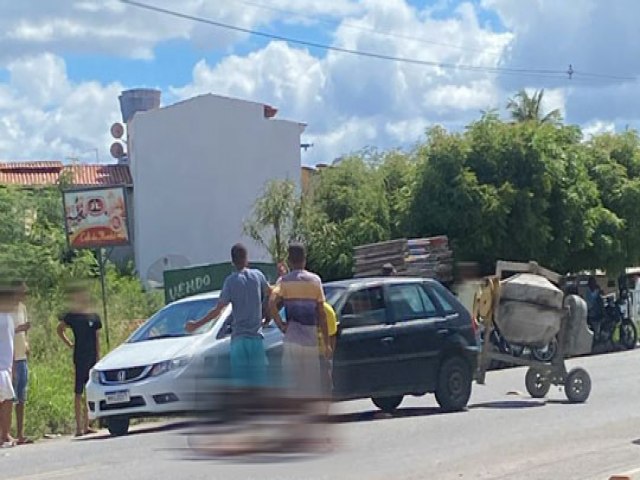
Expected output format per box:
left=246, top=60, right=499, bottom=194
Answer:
left=126, top=92, right=306, bottom=285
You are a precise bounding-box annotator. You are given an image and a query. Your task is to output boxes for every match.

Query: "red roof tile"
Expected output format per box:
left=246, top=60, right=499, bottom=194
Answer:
left=67, top=164, right=132, bottom=187
left=0, top=162, right=132, bottom=187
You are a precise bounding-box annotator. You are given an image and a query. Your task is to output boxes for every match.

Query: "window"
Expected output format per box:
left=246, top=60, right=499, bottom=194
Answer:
left=340, top=287, right=387, bottom=328
left=323, top=286, right=346, bottom=309
left=128, top=298, right=217, bottom=343
left=427, top=284, right=456, bottom=314
left=388, top=284, right=438, bottom=322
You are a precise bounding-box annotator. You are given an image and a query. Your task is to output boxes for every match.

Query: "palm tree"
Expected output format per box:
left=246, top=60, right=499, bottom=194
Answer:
left=506, top=89, right=562, bottom=125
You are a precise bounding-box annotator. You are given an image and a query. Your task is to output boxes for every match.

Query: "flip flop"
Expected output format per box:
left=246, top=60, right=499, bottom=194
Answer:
left=1, top=441, right=16, bottom=448
left=84, top=429, right=97, bottom=435
left=17, top=438, right=34, bottom=445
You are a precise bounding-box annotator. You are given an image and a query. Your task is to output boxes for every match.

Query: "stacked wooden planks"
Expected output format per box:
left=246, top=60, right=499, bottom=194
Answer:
left=405, top=236, right=454, bottom=282
left=353, top=236, right=454, bottom=282
left=353, top=239, right=408, bottom=277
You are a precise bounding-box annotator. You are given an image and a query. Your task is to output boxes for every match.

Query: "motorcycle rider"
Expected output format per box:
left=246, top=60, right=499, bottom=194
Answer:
left=585, top=276, right=604, bottom=338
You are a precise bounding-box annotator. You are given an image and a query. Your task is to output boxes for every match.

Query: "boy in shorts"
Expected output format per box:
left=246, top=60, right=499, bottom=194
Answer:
left=57, top=285, right=102, bottom=437
left=12, top=282, right=32, bottom=444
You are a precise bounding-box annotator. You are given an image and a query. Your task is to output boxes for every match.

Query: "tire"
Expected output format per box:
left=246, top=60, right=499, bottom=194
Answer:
left=619, top=320, right=638, bottom=350
left=435, top=356, right=472, bottom=412
left=564, top=368, right=591, bottom=403
left=106, top=416, right=130, bottom=436
left=531, top=338, right=558, bottom=363
left=525, top=367, right=551, bottom=399
left=372, top=396, right=403, bottom=413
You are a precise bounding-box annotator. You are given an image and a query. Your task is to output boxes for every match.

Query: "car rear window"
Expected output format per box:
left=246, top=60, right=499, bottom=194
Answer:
left=427, top=284, right=457, bottom=314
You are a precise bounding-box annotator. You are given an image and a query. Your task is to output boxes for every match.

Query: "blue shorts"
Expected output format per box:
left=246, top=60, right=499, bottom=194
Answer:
left=229, top=337, right=267, bottom=388
left=13, top=359, right=28, bottom=404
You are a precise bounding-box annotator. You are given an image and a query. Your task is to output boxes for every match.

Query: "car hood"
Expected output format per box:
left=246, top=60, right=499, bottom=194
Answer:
left=95, top=336, right=206, bottom=370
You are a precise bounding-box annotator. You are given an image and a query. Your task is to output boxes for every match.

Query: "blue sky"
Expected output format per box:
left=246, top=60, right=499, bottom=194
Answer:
left=0, top=0, right=638, bottom=164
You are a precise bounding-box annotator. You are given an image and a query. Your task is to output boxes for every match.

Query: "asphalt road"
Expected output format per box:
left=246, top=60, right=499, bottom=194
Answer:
left=3, top=350, right=640, bottom=480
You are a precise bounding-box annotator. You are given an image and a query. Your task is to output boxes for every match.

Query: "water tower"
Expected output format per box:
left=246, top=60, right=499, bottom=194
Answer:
left=118, top=88, right=161, bottom=124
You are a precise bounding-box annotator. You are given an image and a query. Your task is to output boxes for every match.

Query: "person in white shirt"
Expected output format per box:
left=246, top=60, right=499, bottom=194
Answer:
left=0, top=286, right=30, bottom=448
left=12, top=283, right=31, bottom=444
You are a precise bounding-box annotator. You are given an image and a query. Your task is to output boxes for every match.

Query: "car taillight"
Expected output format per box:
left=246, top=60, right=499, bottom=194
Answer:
left=471, top=316, right=479, bottom=334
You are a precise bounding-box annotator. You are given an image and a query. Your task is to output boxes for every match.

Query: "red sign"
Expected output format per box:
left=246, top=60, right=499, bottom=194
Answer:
left=63, top=187, right=129, bottom=249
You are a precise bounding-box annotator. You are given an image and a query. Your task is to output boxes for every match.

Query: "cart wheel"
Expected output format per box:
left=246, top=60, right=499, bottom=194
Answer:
left=564, top=368, right=591, bottom=403
left=525, top=367, right=551, bottom=399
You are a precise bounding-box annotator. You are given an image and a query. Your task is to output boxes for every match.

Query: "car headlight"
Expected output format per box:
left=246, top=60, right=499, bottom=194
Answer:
left=150, top=356, right=190, bottom=377
left=90, top=369, right=101, bottom=384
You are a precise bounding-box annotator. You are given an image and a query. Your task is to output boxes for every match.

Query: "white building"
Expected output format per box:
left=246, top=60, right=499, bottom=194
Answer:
left=126, top=92, right=305, bottom=285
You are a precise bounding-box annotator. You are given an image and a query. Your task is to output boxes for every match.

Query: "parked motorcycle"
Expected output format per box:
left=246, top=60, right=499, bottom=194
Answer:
left=588, top=292, right=637, bottom=352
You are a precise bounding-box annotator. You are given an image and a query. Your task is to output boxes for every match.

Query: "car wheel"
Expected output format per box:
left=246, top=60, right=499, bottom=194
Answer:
left=371, top=396, right=403, bottom=413
left=107, top=416, right=130, bottom=436
left=435, top=356, right=472, bottom=412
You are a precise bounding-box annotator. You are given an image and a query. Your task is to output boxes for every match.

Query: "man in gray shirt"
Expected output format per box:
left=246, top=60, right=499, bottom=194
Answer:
left=186, top=243, right=270, bottom=386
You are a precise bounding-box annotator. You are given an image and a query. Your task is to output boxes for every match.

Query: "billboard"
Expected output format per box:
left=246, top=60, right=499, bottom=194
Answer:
left=163, top=262, right=277, bottom=304
left=63, top=186, right=130, bottom=249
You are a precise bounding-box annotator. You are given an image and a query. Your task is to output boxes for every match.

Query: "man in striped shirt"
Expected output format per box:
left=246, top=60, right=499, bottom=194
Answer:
left=270, top=243, right=328, bottom=398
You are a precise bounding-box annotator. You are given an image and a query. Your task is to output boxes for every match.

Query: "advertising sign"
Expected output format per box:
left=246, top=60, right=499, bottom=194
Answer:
left=63, top=187, right=130, bottom=249
left=163, top=262, right=277, bottom=304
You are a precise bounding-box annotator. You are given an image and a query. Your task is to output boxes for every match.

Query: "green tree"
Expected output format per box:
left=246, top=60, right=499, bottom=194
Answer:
left=299, top=156, right=391, bottom=280
left=506, top=89, right=562, bottom=125
left=243, top=179, right=299, bottom=263
left=378, top=150, right=417, bottom=238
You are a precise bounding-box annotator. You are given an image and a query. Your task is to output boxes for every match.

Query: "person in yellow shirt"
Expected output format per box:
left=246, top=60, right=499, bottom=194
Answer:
left=318, top=302, right=337, bottom=397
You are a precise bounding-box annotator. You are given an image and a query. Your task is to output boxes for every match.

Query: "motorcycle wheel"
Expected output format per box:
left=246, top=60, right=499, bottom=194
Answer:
left=619, top=320, right=638, bottom=350
left=531, top=338, right=558, bottom=362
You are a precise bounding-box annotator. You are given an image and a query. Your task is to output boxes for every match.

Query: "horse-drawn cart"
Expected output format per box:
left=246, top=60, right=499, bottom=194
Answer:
left=474, top=260, right=592, bottom=403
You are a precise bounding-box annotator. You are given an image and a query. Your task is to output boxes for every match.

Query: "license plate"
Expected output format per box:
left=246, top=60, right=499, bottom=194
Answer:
left=105, top=390, right=130, bottom=405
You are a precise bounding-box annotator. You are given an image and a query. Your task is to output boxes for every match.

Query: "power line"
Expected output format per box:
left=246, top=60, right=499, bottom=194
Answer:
left=237, top=0, right=505, bottom=56
left=120, top=0, right=636, bottom=82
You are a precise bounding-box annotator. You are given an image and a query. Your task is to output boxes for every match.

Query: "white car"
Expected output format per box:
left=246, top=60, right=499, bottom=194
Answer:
left=86, top=291, right=284, bottom=436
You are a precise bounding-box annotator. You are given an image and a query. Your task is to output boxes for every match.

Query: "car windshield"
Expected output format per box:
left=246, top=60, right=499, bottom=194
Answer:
left=323, top=285, right=346, bottom=308
left=128, top=298, right=218, bottom=343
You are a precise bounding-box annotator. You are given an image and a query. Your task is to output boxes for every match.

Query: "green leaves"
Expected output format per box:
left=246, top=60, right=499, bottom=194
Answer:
left=243, top=179, right=299, bottom=264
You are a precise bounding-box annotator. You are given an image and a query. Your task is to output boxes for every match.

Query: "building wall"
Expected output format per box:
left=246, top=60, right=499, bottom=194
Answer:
left=128, top=94, right=305, bottom=284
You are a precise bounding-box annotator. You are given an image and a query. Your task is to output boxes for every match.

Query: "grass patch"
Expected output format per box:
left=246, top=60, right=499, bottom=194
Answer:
left=15, top=270, right=163, bottom=439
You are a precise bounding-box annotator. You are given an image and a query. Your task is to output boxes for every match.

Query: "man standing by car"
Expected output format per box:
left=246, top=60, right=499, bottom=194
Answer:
left=186, top=244, right=270, bottom=387
left=269, top=243, right=328, bottom=399
left=186, top=244, right=271, bottom=455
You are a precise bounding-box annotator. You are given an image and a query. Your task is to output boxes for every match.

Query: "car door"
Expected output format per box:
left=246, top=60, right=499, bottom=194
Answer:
left=385, top=282, right=446, bottom=392
left=332, top=286, right=396, bottom=399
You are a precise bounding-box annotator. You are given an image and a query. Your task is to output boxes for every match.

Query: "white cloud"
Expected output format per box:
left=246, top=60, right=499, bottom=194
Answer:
left=582, top=120, right=616, bottom=140
left=483, top=0, right=640, bottom=129
left=0, top=54, right=122, bottom=162
left=1, top=0, right=639, bottom=167
left=170, top=0, right=512, bottom=164
left=0, top=0, right=360, bottom=64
